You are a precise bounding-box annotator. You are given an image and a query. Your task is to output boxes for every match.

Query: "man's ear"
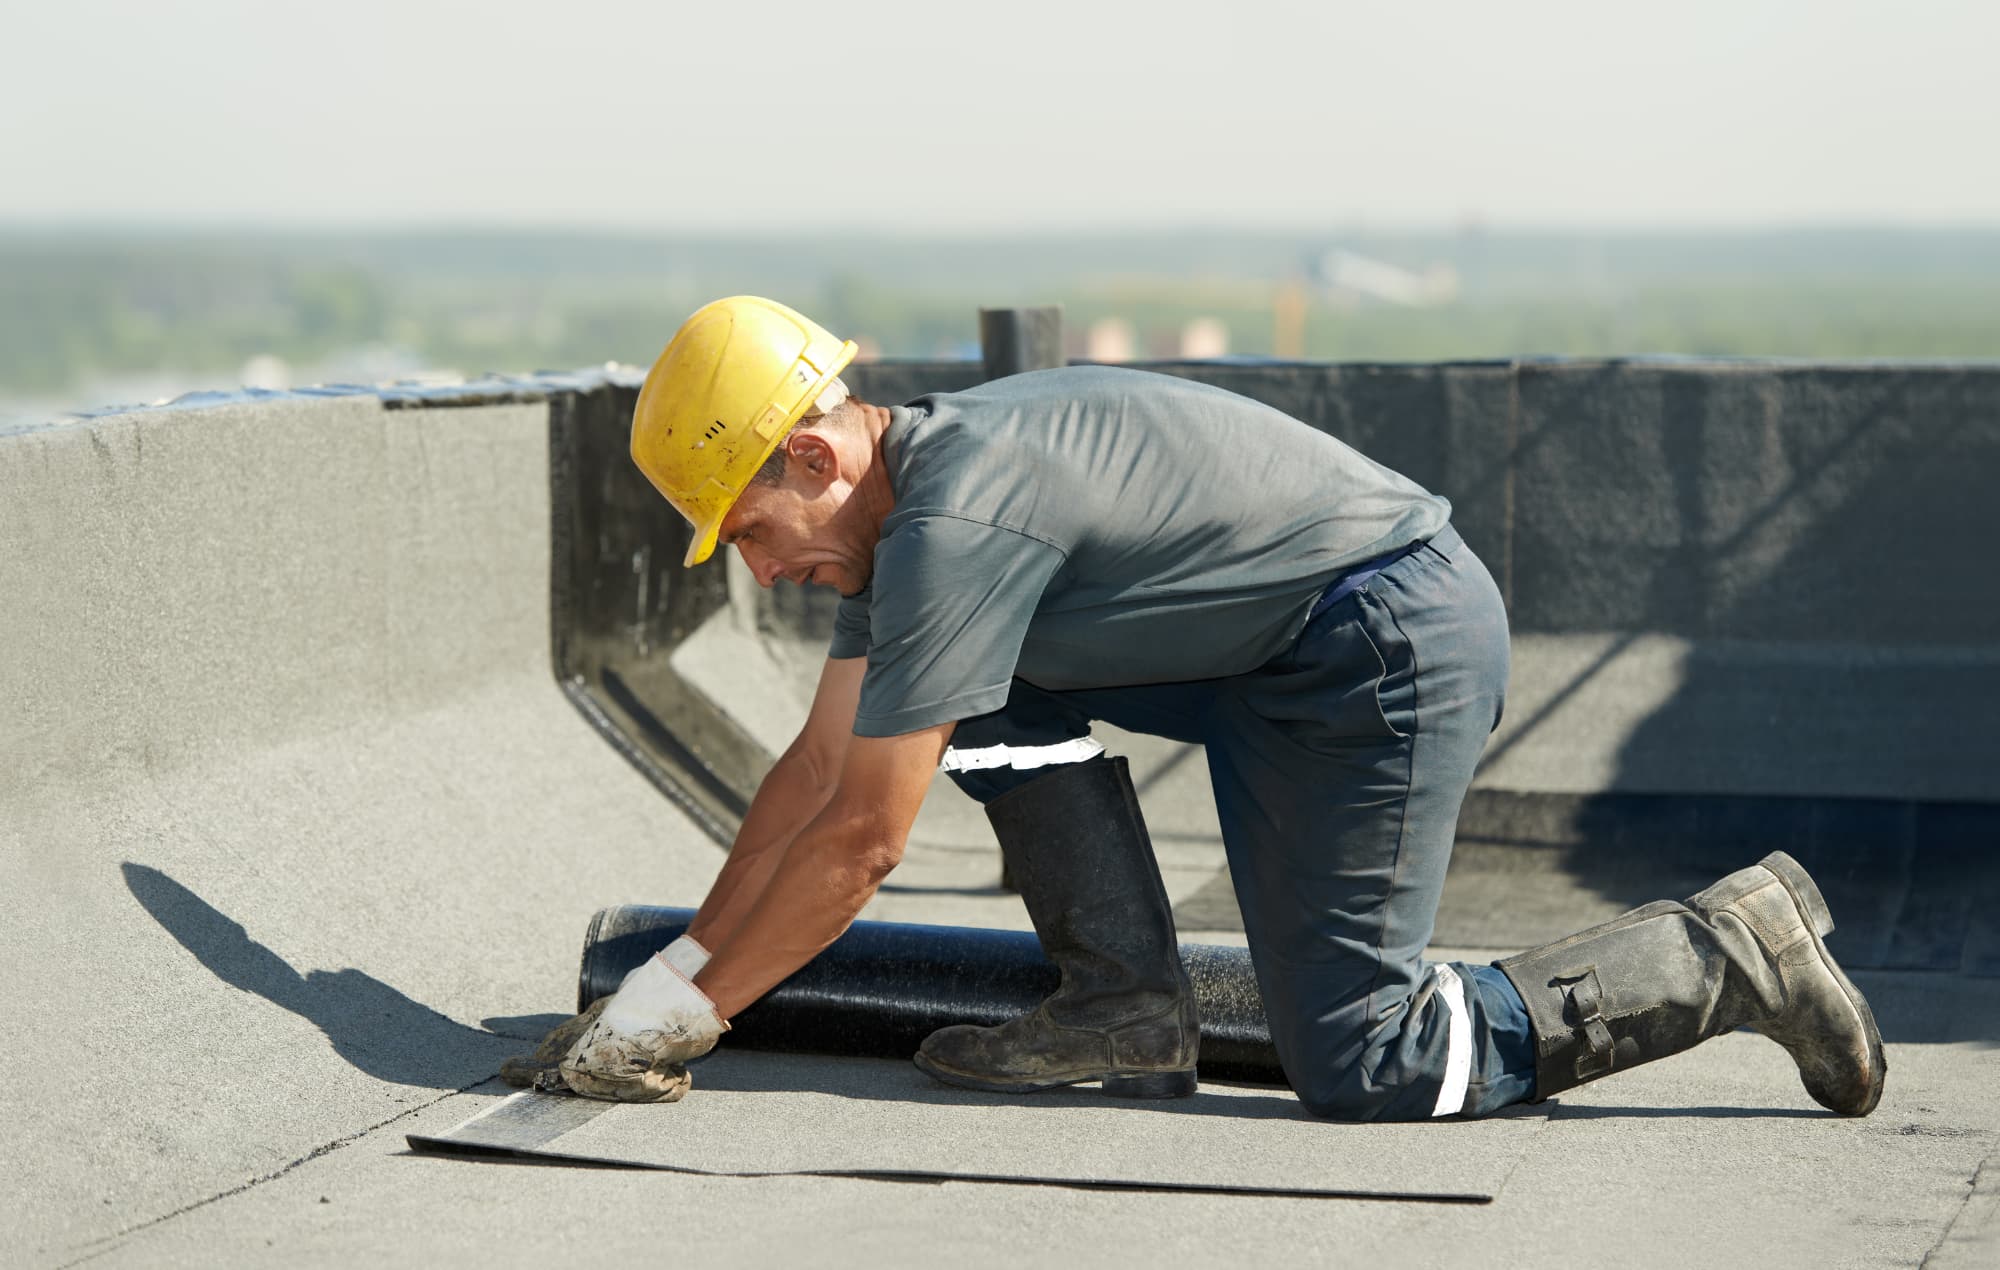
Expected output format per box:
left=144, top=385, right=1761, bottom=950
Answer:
left=788, top=429, right=837, bottom=483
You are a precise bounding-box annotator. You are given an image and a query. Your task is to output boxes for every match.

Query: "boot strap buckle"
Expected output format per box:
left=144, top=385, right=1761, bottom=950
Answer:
left=1564, top=970, right=1617, bottom=1079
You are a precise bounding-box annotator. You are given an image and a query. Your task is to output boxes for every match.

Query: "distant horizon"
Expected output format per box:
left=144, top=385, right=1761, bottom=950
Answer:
left=6, top=218, right=2000, bottom=239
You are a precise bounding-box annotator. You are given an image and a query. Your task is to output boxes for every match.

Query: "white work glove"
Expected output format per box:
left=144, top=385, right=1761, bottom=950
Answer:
left=500, top=934, right=715, bottom=1096
left=561, top=943, right=728, bottom=1102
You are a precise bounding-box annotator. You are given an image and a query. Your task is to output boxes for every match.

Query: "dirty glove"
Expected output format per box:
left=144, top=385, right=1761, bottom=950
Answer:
left=498, top=935, right=711, bottom=1093
left=560, top=948, right=728, bottom=1102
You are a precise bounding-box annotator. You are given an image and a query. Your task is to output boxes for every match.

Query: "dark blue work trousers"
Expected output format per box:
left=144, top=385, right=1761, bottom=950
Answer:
left=944, top=524, right=1537, bottom=1120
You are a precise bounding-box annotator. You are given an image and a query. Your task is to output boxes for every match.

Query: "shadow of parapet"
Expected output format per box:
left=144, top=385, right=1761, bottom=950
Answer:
left=1525, top=366, right=2000, bottom=981
left=122, top=863, right=535, bottom=1089
left=1453, top=790, right=1997, bottom=969
left=1176, top=818, right=2000, bottom=1045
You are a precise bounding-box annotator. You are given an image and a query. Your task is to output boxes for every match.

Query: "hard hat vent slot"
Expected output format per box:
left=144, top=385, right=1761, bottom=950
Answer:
left=704, top=421, right=727, bottom=439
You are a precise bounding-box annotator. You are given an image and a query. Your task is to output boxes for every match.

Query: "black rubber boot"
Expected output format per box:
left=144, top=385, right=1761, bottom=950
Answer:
left=915, top=755, right=1200, bottom=1098
left=1497, top=850, right=1885, bottom=1116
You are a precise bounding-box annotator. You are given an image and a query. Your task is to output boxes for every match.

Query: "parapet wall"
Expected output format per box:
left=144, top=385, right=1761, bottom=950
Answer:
left=16, top=355, right=1990, bottom=829
left=777, top=361, right=1991, bottom=800
left=0, top=377, right=724, bottom=1256
left=709, top=360, right=1989, bottom=842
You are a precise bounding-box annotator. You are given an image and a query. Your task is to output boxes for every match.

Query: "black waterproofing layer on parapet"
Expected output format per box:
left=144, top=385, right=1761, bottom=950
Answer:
left=548, top=376, right=764, bottom=843
left=580, top=906, right=1287, bottom=1086
left=844, top=358, right=2000, bottom=643
left=92, top=362, right=1999, bottom=937
left=551, top=361, right=992, bottom=843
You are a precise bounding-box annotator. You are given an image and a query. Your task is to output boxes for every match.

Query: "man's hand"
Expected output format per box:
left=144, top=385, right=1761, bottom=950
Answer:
left=499, top=935, right=710, bottom=1096
left=560, top=950, right=729, bottom=1102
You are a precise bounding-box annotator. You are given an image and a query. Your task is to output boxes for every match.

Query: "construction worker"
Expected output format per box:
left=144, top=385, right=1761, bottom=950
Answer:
left=509, top=296, right=1885, bottom=1121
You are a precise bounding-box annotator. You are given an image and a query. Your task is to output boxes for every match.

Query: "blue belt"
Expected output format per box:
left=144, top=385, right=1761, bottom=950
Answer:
left=1306, top=526, right=1455, bottom=621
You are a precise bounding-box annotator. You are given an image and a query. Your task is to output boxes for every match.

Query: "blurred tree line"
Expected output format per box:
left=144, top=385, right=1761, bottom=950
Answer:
left=3, top=228, right=1996, bottom=417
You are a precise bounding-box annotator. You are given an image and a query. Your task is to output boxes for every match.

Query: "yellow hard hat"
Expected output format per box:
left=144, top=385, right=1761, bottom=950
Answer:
left=631, top=296, right=858, bottom=567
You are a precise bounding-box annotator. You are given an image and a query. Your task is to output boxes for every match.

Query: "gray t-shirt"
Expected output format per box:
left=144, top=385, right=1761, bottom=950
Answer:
left=830, top=365, right=1450, bottom=737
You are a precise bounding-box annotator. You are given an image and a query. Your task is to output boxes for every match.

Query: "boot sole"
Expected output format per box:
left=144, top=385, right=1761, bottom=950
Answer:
left=912, top=1050, right=1198, bottom=1099
left=1759, top=851, right=1887, bottom=1116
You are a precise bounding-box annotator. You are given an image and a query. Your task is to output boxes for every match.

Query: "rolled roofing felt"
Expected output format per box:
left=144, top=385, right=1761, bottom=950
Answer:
left=579, top=906, right=1287, bottom=1086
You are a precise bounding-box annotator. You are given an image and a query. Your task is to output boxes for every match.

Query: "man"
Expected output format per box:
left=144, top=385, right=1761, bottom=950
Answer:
left=510, top=295, right=1884, bottom=1122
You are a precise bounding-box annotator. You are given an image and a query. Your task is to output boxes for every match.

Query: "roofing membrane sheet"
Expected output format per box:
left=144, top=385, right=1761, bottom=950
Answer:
left=411, top=1051, right=1534, bottom=1201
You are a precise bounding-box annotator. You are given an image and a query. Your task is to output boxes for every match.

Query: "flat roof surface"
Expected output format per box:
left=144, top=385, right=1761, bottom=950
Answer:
left=6, top=390, right=1995, bottom=1270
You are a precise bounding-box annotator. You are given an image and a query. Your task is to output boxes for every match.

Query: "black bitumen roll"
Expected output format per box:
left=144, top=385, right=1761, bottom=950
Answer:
left=579, top=906, right=1288, bottom=1086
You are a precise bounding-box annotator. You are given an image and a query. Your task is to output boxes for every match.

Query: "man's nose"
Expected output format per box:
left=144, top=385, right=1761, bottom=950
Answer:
left=739, top=543, right=783, bottom=589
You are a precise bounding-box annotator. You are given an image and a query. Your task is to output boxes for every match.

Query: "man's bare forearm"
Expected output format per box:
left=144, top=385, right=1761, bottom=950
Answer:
left=693, top=724, right=951, bottom=1019
left=694, top=798, right=902, bottom=1017
left=684, top=743, right=838, bottom=951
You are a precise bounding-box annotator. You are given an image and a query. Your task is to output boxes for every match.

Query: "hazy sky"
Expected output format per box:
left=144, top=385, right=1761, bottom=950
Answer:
left=6, top=0, right=1996, bottom=231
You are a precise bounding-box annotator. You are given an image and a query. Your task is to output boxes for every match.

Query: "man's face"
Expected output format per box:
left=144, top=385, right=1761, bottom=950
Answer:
left=717, top=441, right=874, bottom=597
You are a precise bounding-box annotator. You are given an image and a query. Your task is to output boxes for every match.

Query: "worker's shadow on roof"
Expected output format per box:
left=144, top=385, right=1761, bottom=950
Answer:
left=122, top=862, right=534, bottom=1090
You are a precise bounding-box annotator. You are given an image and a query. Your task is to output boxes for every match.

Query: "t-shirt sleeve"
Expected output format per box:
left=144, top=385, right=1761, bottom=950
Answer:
left=852, top=515, right=1067, bottom=737
left=828, top=590, right=871, bottom=660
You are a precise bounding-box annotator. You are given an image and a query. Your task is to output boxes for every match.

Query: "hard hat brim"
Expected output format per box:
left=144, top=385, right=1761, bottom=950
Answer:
left=683, top=518, right=722, bottom=568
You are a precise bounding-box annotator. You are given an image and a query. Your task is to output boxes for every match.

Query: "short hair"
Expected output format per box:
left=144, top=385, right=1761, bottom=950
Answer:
left=749, top=438, right=791, bottom=488
left=749, top=380, right=857, bottom=488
